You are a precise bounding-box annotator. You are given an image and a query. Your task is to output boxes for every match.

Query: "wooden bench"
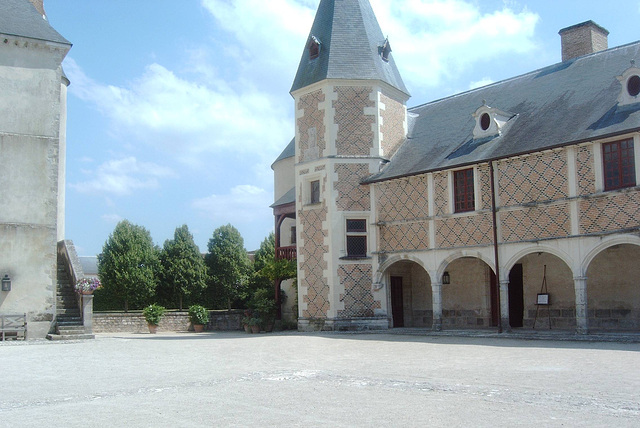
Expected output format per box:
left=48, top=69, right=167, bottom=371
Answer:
left=0, top=313, right=27, bottom=340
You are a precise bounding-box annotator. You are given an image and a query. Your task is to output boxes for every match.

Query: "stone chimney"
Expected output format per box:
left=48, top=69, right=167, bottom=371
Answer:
left=28, top=0, right=46, bottom=17
left=559, top=20, right=609, bottom=62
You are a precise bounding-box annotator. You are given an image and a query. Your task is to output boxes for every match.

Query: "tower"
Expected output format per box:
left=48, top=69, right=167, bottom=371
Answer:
left=291, top=0, right=409, bottom=330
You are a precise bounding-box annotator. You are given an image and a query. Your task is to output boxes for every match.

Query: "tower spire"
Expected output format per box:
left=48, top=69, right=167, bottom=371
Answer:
left=291, top=0, right=409, bottom=96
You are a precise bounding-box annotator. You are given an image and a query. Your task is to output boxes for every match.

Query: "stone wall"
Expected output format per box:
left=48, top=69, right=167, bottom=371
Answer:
left=93, top=310, right=244, bottom=334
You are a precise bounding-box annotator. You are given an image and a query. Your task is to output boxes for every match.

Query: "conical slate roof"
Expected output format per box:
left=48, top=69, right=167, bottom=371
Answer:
left=0, top=0, right=70, bottom=45
left=291, top=0, right=408, bottom=96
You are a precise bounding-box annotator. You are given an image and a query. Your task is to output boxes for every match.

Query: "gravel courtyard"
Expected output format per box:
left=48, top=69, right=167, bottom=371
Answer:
left=1, top=331, right=639, bottom=427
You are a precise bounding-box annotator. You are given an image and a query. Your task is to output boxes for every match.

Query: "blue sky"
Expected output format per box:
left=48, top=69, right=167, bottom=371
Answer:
left=43, top=0, right=640, bottom=256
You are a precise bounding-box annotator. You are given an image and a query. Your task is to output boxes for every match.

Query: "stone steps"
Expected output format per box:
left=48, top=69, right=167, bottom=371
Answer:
left=46, top=333, right=95, bottom=341
left=46, top=259, right=94, bottom=341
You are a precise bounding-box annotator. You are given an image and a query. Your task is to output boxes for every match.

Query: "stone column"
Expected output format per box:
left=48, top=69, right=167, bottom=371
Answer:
left=500, top=280, right=511, bottom=332
left=574, top=276, right=589, bottom=334
left=81, top=294, right=94, bottom=334
left=432, top=281, right=443, bottom=331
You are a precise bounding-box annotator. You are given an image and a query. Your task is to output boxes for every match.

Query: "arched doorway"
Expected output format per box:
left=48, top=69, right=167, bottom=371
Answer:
left=586, top=244, right=640, bottom=331
left=441, top=257, right=498, bottom=328
left=385, top=260, right=432, bottom=328
left=507, top=252, right=574, bottom=329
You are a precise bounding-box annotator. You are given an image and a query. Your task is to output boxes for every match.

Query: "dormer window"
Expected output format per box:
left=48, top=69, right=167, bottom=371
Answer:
left=617, top=65, right=640, bottom=105
left=380, top=38, right=391, bottom=62
left=472, top=104, right=515, bottom=139
left=308, top=35, right=321, bottom=60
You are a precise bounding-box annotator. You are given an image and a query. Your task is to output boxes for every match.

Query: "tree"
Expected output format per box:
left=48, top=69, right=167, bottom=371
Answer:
left=205, top=224, right=251, bottom=309
left=158, top=225, right=208, bottom=310
left=97, top=220, right=159, bottom=311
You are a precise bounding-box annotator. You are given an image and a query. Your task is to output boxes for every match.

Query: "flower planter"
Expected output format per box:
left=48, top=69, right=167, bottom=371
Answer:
left=244, top=324, right=251, bottom=333
left=148, top=324, right=158, bottom=334
left=250, top=325, right=260, bottom=334
left=193, top=324, right=204, bottom=333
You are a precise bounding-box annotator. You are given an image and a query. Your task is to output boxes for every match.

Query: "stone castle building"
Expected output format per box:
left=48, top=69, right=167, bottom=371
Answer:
left=272, top=0, right=640, bottom=333
left=0, top=0, right=77, bottom=338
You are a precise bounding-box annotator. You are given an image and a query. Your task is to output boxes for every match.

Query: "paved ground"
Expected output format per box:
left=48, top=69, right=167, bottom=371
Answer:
left=1, top=331, right=639, bottom=427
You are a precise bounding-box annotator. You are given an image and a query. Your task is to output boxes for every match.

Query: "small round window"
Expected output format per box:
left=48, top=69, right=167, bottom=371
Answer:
left=627, top=75, right=640, bottom=97
left=480, top=113, right=491, bottom=131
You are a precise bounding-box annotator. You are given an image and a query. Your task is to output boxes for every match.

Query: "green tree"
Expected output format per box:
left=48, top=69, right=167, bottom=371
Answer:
left=158, top=225, right=208, bottom=310
left=205, top=224, right=251, bottom=309
left=97, top=220, right=159, bottom=311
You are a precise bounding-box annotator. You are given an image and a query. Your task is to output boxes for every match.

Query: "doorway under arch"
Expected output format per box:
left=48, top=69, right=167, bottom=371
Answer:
left=385, top=260, right=432, bottom=328
left=507, top=252, right=574, bottom=329
left=586, top=243, right=640, bottom=331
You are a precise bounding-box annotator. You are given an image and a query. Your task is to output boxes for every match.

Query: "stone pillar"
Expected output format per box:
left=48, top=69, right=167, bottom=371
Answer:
left=574, top=276, right=589, bottom=334
left=81, top=294, right=94, bottom=334
left=432, top=281, right=443, bottom=331
left=500, top=280, right=511, bottom=332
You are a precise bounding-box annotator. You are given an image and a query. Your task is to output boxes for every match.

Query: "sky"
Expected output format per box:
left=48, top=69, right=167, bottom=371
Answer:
left=43, top=0, right=640, bottom=256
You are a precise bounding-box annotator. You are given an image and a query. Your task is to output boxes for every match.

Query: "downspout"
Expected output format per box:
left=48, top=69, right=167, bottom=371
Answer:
left=489, top=161, right=502, bottom=333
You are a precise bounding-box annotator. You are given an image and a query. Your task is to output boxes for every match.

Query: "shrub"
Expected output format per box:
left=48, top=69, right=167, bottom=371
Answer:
left=142, top=304, right=166, bottom=326
left=188, top=305, right=210, bottom=325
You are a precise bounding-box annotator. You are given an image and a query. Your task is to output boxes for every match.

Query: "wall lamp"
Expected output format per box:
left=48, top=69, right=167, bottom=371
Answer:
left=2, top=275, right=11, bottom=291
left=442, top=271, right=450, bottom=285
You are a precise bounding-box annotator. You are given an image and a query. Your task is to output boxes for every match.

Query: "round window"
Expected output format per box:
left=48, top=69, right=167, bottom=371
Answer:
left=627, top=75, right=640, bottom=97
left=480, top=113, right=491, bottom=131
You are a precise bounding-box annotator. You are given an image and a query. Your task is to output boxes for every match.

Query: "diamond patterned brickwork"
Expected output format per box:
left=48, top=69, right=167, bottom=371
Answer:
left=501, top=204, right=571, bottom=242
left=435, top=213, right=493, bottom=248
left=297, top=90, right=326, bottom=163
left=335, top=163, right=371, bottom=211
left=298, top=175, right=330, bottom=318
left=334, top=86, right=375, bottom=156
left=580, top=192, right=640, bottom=234
left=376, top=175, right=429, bottom=222
left=379, top=221, right=430, bottom=252
left=576, top=145, right=595, bottom=196
left=477, top=164, right=492, bottom=210
left=380, top=92, right=405, bottom=158
left=498, top=151, right=568, bottom=206
left=433, top=172, right=449, bottom=215
left=337, top=264, right=379, bottom=318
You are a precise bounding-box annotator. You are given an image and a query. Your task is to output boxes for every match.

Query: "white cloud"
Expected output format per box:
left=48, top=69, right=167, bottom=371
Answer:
left=192, top=185, right=272, bottom=224
left=468, top=77, right=495, bottom=90
left=70, top=157, right=176, bottom=196
left=64, top=57, right=292, bottom=168
left=371, top=0, right=540, bottom=90
left=101, top=213, right=124, bottom=224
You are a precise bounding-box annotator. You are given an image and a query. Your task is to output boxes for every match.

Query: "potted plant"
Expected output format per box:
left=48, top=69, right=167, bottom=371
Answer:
left=248, top=316, right=262, bottom=334
left=250, top=288, right=277, bottom=332
left=242, top=309, right=253, bottom=333
left=188, top=305, right=209, bottom=333
left=142, top=304, right=166, bottom=334
left=74, top=277, right=101, bottom=295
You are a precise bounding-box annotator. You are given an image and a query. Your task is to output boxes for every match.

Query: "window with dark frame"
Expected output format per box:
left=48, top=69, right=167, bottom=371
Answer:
left=454, top=168, right=475, bottom=213
left=346, top=219, right=367, bottom=258
left=603, top=138, right=636, bottom=191
left=290, top=226, right=296, bottom=245
left=310, top=180, right=320, bottom=204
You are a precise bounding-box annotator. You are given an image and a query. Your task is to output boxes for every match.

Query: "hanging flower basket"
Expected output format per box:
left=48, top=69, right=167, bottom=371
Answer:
left=75, top=277, right=101, bottom=295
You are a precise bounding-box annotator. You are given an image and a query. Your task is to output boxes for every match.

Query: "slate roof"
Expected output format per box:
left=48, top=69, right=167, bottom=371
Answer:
left=272, top=138, right=295, bottom=167
left=291, top=0, right=408, bottom=96
left=271, top=186, right=296, bottom=208
left=0, top=0, right=70, bottom=45
left=365, top=40, right=640, bottom=183
left=79, top=256, right=98, bottom=276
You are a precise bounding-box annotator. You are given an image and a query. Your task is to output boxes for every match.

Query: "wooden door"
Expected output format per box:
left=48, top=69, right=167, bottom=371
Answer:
left=509, top=264, right=524, bottom=328
left=390, top=276, right=404, bottom=327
